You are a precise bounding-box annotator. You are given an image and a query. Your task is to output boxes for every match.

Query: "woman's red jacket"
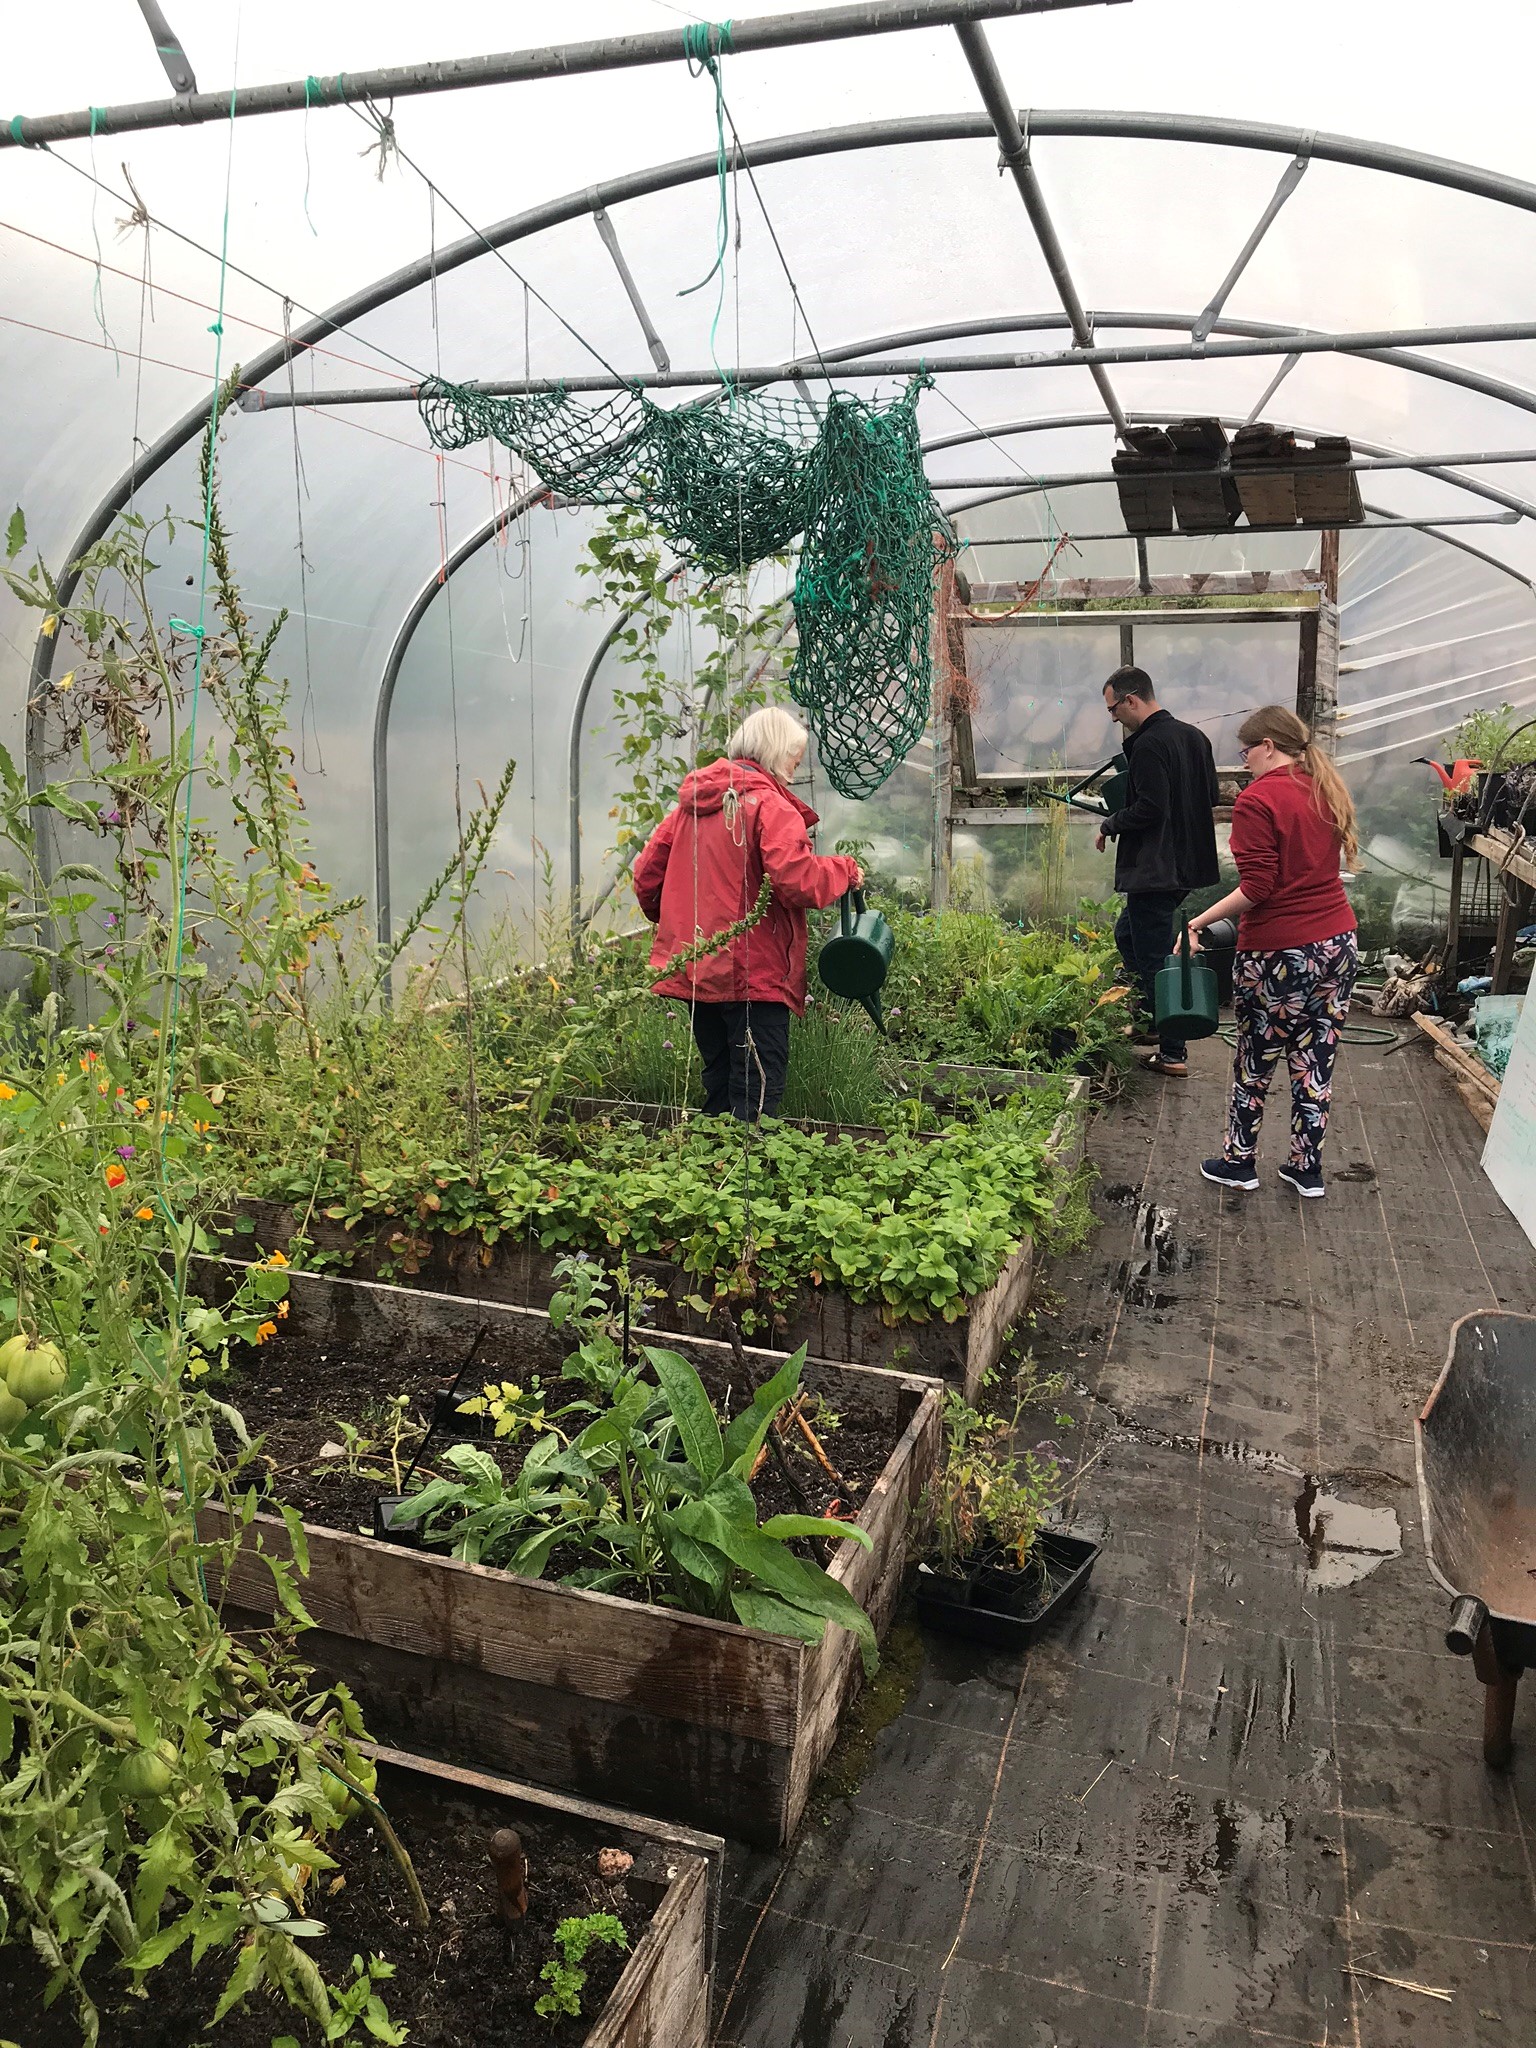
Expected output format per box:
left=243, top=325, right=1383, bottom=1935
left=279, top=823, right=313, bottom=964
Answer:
left=631, top=757, right=859, bottom=1014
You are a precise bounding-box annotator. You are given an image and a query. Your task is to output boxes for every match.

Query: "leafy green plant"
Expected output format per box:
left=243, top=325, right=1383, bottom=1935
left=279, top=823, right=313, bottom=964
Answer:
left=576, top=508, right=786, bottom=880
left=401, top=1261, right=878, bottom=1669
left=1452, top=702, right=1536, bottom=770
left=296, top=1086, right=1064, bottom=1329
left=880, top=904, right=1131, bottom=1072
left=913, top=1387, right=1066, bottom=1577
left=273, top=1952, right=408, bottom=2047
left=534, top=1911, right=629, bottom=2022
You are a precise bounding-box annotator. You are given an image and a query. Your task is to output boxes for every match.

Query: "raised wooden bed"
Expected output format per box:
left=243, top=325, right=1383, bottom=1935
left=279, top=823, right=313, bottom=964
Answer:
left=224, top=1079, right=1085, bottom=1402
left=195, top=1259, right=942, bottom=1848
left=346, top=1745, right=714, bottom=2048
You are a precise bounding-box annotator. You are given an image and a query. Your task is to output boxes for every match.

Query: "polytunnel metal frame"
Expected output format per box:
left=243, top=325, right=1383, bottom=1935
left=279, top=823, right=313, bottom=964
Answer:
left=376, top=400, right=1536, bottom=958
left=26, top=95, right=1536, bottom=924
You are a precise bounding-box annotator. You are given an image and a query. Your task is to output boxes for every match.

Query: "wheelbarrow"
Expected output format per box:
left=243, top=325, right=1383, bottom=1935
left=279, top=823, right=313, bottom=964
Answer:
left=1416, top=1312, right=1536, bottom=1766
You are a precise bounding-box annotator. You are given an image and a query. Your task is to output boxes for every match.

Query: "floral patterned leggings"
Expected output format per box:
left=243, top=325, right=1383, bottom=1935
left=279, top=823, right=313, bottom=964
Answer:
left=1225, top=933, right=1359, bottom=1174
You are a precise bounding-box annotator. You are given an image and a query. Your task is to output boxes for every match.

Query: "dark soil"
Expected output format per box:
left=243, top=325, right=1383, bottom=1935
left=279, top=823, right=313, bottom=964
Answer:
left=217, top=1328, right=898, bottom=1557
left=0, top=1762, right=654, bottom=2047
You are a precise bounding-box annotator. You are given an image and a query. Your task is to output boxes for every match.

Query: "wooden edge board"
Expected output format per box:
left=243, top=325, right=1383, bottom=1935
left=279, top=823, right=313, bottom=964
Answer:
left=1454, top=1080, right=1495, bottom=1133
left=1433, top=1045, right=1498, bottom=1104
left=188, top=1255, right=944, bottom=1421
left=1414, top=1013, right=1501, bottom=1098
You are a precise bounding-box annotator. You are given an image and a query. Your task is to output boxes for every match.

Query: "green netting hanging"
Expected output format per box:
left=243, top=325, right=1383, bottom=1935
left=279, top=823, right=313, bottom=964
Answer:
left=788, top=380, right=956, bottom=798
left=417, top=374, right=953, bottom=796
left=418, top=378, right=818, bottom=575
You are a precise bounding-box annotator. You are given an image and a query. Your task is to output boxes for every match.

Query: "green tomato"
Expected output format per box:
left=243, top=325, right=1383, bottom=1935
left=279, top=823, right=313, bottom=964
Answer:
left=5, top=1337, right=67, bottom=1408
left=115, top=1739, right=177, bottom=1799
left=0, top=1388, right=26, bottom=1435
left=323, top=1754, right=377, bottom=1822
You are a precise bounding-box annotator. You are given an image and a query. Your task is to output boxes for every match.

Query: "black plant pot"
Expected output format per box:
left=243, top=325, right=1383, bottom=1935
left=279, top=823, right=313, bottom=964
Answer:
left=913, top=1530, right=1100, bottom=1649
left=432, top=1386, right=494, bottom=1438
left=373, top=1494, right=427, bottom=1547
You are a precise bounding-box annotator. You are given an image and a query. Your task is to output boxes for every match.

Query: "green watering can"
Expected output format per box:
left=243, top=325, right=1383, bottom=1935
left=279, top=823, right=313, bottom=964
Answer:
left=816, top=888, right=894, bottom=1031
left=1035, top=751, right=1132, bottom=817
left=1154, top=917, right=1220, bottom=1042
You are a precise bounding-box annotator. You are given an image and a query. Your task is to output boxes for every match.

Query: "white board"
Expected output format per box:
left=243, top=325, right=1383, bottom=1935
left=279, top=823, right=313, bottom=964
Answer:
left=1483, top=991, right=1536, bottom=1248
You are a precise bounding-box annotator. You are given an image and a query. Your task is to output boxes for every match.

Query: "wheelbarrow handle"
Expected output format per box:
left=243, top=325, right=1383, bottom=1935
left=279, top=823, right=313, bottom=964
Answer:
left=1447, top=1593, right=1489, bottom=1657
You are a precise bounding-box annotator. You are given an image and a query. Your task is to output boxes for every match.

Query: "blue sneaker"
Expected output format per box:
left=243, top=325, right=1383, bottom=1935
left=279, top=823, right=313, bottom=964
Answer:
left=1201, top=1157, right=1259, bottom=1191
left=1277, top=1164, right=1326, bottom=1198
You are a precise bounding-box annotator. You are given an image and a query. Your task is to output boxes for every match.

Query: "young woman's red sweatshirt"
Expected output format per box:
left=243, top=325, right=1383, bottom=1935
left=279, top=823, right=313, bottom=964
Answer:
left=1229, top=768, right=1356, bottom=950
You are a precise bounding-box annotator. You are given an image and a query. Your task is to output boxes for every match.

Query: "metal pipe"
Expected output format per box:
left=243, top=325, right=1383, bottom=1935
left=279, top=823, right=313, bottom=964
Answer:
left=961, top=512, right=1521, bottom=540
left=243, top=321, right=1536, bottom=405
left=134, top=0, right=198, bottom=94
left=589, top=196, right=670, bottom=374
left=952, top=22, right=1128, bottom=435
left=373, top=481, right=553, bottom=951
left=568, top=609, right=637, bottom=949
left=1191, top=151, right=1310, bottom=344
left=1, top=0, right=1123, bottom=149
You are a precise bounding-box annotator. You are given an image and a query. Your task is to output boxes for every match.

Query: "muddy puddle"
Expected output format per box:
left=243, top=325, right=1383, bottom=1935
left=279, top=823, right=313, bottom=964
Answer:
left=1294, top=1476, right=1402, bottom=1589
left=1112, top=1198, right=1200, bottom=1314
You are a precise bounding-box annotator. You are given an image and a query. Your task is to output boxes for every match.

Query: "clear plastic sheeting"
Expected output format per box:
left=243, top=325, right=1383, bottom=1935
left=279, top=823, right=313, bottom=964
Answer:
left=5, top=1, right=1536, bottom=939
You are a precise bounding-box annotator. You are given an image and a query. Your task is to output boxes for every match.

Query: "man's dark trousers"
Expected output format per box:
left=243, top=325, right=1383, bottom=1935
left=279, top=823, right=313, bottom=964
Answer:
left=1115, top=890, right=1188, bottom=1062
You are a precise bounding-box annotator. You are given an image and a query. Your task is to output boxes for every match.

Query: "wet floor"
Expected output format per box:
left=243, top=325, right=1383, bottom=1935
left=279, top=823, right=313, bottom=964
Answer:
left=713, top=1034, right=1536, bottom=2046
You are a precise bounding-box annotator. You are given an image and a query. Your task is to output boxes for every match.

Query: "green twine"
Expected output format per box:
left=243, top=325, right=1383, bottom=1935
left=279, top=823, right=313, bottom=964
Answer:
left=677, top=29, right=735, bottom=388
left=9, top=115, right=25, bottom=144
left=681, top=19, right=733, bottom=62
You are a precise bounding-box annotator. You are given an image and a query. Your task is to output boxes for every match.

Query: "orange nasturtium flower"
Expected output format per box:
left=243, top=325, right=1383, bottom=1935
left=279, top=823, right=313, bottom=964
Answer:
left=254, top=1321, right=278, bottom=1345
left=135, top=1206, right=155, bottom=1222
left=266, top=1249, right=289, bottom=1268
left=103, top=1161, right=127, bottom=1190
left=133, top=1097, right=150, bottom=1114
left=0, top=1083, right=15, bottom=1101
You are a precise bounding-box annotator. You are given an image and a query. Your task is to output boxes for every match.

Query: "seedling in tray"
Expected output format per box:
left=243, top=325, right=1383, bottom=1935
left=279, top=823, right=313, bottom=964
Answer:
left=911, top=1386, right=1100, bottom=1647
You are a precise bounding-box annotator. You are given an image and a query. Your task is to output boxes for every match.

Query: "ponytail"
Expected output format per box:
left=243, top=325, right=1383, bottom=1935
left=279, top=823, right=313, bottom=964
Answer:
left=1301, top=742, right=1359, bottom=866
left=1236, top=703, right=1359, bottom=866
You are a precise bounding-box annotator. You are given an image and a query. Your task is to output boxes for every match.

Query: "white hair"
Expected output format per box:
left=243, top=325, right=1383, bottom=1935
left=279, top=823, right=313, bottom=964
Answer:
left=725, top=705, right=808, bottom=783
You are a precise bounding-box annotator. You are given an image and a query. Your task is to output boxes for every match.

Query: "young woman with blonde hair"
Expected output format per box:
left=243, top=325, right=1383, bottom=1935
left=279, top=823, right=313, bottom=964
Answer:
left=1189, top=706, right=1359, bottom=1197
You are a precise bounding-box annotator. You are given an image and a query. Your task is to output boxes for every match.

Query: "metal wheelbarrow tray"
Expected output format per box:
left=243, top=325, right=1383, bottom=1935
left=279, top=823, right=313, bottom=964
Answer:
left=1416, top=1312, right=1536, bottom=1766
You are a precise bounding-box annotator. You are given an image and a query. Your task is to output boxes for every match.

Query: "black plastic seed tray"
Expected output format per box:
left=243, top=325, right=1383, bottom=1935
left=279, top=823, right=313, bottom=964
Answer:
left=913, top=1529, right=1100, bottom=1649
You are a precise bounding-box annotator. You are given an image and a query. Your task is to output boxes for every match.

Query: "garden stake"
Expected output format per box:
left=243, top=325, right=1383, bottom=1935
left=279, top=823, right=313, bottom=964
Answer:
left=792, top=1401, right=845, bottom=1487
left=490, top=1826, right=529, bottom=1961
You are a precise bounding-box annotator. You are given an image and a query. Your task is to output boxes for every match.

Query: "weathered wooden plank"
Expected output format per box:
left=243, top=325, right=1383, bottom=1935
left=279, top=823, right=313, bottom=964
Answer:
left=244, top=1611, right=792, bottom=1842
left=207, top=1504, right=804, bottom=1747
left=588, top=1852, right=709, bottom=2048
left=965, top=570, right=1321, bottom=603
left=188, top=1256, right=921, bottom=1427
left=197, top=1265, right=943, bottom=1847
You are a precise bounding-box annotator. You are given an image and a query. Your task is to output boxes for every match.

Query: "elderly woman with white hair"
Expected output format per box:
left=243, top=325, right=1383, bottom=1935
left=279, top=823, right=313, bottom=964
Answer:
left=631, top=706, right=862, bottom=1120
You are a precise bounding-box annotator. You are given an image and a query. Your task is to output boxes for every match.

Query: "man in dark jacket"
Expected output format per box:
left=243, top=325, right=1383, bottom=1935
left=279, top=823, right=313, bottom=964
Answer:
left=1096, top=665, right=1220, bottom=1074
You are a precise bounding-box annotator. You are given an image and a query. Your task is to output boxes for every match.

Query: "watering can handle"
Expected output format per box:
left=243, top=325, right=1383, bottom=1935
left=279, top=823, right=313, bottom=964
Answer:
left=840, top=886, right=866, bottom=935
left=1179, top=916, right=1193, bottom=1007
left=852, top=886, right=868, bottom=916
